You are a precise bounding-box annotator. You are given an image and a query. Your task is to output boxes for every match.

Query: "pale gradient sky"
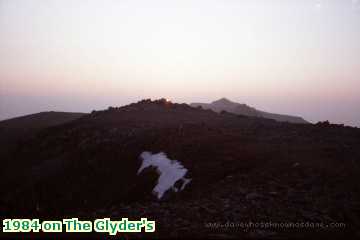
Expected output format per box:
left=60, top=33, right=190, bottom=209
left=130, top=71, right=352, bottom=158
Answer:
left=0, top=0, right=359, bottom=126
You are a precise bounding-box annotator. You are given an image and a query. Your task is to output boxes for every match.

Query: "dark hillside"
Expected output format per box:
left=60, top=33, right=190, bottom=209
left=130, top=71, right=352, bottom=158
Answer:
left=0, top=111, right=86, bottom=176
left=1, top=99, right=359, bottom=239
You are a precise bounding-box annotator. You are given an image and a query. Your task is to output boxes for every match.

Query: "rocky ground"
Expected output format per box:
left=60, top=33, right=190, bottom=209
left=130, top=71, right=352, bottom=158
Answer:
left=1, top=99, right=359, bottom=239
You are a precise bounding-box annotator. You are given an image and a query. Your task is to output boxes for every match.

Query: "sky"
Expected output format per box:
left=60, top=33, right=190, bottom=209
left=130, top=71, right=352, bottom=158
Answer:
left=0, top=0, right=359, bottom=126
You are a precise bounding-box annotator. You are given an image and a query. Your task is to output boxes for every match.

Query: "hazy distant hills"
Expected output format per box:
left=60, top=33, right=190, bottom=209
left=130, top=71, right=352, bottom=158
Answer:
left=191, top=98, right=308, bottom=124
left=0, top=111, right=86, bottom=144
left=0, top=111, right=86, bottom=130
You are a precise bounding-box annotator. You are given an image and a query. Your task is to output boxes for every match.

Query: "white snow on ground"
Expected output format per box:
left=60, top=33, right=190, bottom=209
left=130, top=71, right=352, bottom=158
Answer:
left=137, top=151, right=192, bottom=199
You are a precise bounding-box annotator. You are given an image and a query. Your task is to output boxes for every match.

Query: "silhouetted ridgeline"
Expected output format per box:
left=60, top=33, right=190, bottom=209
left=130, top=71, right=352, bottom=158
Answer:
left=191, top=98, right=308, bottom=124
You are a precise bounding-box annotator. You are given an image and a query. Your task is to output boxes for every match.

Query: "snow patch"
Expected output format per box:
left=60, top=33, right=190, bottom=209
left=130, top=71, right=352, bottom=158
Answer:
left=137, top=151, right=191, bottom=199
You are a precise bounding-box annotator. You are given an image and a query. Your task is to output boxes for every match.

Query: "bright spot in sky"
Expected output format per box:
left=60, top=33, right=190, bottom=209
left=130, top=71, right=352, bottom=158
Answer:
left=316, top=0, right=323, bottom=8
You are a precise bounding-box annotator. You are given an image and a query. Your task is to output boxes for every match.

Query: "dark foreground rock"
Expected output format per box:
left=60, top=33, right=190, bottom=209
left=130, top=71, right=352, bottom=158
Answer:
left=0, top=99, right=359, bottom=239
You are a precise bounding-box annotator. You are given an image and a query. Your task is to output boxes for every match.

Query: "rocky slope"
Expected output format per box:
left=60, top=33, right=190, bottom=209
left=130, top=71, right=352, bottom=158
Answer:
left=1, top=99, right=359, bottom=239
left=191, top=98, right=308, bottom=124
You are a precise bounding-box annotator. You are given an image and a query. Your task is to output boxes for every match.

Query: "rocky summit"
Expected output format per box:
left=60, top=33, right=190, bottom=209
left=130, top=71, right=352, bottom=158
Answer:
left=1, top=99, right=360, bottom=239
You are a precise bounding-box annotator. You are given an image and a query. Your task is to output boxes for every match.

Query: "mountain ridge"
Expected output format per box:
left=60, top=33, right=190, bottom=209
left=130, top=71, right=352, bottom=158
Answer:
left=191, top=98, right=308, bottom=124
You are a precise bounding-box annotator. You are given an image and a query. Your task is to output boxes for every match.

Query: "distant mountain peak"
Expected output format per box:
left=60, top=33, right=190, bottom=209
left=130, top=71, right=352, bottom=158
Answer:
left=212, top=98, right=232, bottom=104
left=190, top=98, right=308, bottom=124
